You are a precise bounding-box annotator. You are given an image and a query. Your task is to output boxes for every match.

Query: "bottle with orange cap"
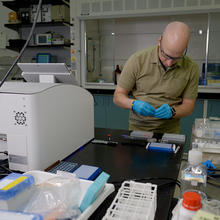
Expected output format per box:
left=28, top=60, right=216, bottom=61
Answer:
left=178, top=191, right=202, bottom=220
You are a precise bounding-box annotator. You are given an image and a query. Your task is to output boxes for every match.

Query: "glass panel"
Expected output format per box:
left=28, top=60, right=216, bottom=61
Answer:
left=186, top=14, right=208, bottom=85
left=85, top=19, right=115, bottom=84
left=207, top=13, right=220, bottom=86
left=83, top=14, right=208, bottom=87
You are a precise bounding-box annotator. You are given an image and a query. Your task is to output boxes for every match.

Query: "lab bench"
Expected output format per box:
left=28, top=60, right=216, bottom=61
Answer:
left=66, top=128, right=185, bottom=220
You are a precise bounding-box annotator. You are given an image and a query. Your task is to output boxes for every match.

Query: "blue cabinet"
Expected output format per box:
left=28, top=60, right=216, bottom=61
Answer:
left=106, top=96, right=129, bottom=130
left=94, top=94, right=106, bottom=128
left=207, top=100, right=220, bottom=118
left=93, top=94, right=129, bottom=130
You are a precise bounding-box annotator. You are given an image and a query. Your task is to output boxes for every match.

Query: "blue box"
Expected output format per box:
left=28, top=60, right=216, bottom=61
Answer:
left=0, top=173, right=34, bottom=201
left=0, top=173, right=35, bottom=210
left=73, top=165, right=101, bottom=180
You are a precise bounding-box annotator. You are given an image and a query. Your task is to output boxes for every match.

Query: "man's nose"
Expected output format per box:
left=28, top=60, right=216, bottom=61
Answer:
left=166, top=59, right=176, bottom=67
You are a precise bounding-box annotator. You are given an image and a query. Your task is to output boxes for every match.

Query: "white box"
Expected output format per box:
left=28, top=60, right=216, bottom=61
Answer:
left=25, top=171, right=115, bottom=220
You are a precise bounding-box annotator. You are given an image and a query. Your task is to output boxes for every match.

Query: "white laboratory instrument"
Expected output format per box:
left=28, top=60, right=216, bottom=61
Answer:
left=0, top=82, right=94, bottom=172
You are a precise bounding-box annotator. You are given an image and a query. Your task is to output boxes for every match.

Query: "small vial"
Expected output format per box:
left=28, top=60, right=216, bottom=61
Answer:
left=107, top=134, right=111, bottom=141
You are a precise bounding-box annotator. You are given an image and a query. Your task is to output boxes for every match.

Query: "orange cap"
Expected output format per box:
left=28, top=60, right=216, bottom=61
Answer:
left=182, top=191, right=202, bottom=211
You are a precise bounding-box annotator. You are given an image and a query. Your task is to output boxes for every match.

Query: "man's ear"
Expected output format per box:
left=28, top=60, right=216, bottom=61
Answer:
left=158, top=35, right=162, bottom=46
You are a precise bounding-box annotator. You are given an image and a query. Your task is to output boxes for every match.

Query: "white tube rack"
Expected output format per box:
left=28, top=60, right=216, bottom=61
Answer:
left=103, top=181, right=157, bottom=220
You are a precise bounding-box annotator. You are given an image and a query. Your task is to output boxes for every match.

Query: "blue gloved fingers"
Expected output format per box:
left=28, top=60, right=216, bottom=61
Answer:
left=155, top=108, right=172, bottom=119
left=155, top=111, right=169, bottom=118
left=137, top=102, right=155, bottom=116
left=209, top=161, right=216, bottom=170
left=202, top=160, right=216, bottom=170
left=154, top=104, right=167, bottom=118
left=154, top=105, right=166, bottom=117
left=202, top=160, right=216, bottom=175
left=154, top=104, right=172, bottom=119
left=132, top=100, right=156, bottom=116
left=142, top=103, right=155, bottom=116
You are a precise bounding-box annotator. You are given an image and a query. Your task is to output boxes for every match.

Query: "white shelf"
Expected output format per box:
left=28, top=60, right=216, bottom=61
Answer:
left=198, top=86, right=220, bottom=94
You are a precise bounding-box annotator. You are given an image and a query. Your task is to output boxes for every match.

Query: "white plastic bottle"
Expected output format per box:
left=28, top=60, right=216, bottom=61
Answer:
left=178, top=191, right=201, bottom=220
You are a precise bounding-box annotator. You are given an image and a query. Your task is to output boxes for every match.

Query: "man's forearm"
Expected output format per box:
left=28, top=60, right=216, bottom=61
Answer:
left=174, top=102, right=195, bottom=119
left=113, top=92, right=134, bottom=110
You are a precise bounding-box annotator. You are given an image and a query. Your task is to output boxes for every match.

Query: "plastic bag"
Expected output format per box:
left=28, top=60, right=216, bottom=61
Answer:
left=23, top=172, right=81, bottom=219
left=202, top=199, right=220, bottom=215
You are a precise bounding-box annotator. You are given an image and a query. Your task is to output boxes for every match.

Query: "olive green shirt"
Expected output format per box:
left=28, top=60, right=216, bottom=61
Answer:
left=118, top=45, right=200, bottom=133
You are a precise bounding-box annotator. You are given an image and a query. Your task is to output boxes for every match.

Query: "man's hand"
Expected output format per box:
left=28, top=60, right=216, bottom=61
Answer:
left=154, top=104, right=172, bottom=119
left=132, top=100, right=155, bottom=116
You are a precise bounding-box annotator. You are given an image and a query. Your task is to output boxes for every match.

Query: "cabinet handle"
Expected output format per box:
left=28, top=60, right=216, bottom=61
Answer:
left=93, top=95, right=98, bottom=106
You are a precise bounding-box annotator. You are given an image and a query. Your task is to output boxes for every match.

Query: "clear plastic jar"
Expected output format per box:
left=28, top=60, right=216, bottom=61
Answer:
left=181, top=147, right=207, bottom=197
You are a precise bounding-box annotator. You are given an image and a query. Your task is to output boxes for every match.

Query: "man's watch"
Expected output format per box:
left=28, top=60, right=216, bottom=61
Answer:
left=171, top=107, right=176, bottom=118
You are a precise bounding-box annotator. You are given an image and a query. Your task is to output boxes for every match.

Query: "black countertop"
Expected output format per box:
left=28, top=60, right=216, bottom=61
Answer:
left=66, top=128, right=184, bottom=220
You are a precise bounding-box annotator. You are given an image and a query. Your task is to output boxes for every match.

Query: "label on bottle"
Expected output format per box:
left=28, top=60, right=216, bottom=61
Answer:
left=116, top=73, right=121, bottom=84
left=183, top=173, right=205, bottom=183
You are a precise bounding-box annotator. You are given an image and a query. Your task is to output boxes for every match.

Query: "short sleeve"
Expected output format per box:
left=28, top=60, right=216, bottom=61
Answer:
left=118, top=54, right=140, bottom=91
left=182, top=62, right=200, bottom=99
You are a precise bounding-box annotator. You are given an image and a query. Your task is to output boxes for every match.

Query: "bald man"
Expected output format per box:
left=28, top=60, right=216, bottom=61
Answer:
left=113, top=21, right=199, bottom=133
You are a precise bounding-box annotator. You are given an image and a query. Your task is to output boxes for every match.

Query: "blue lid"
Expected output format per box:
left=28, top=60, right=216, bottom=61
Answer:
left=0, top=173, right=34, bottom=200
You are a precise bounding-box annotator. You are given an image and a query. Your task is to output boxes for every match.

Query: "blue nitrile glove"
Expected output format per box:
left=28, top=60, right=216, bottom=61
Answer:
left=154, top=104, right=172, bottom=119
left=132, top=100, right=155, bottom=116
left=202, top=160, right=216, bottom=175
